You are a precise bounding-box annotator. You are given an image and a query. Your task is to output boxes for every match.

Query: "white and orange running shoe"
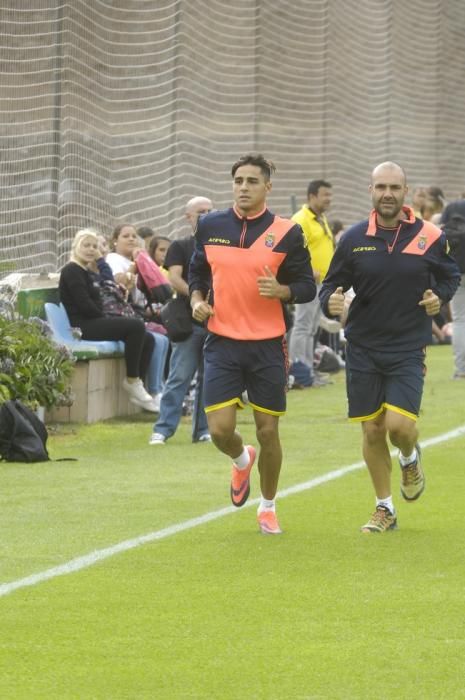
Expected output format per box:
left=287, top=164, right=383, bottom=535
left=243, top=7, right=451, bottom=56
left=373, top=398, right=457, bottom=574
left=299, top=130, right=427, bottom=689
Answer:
left=257, top=510, right=283, bottom=535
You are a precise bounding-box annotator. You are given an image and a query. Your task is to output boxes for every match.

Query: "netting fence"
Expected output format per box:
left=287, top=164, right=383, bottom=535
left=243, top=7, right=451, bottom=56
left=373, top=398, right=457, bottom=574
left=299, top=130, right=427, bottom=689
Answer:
left=1, top=0, right=465, bottom=276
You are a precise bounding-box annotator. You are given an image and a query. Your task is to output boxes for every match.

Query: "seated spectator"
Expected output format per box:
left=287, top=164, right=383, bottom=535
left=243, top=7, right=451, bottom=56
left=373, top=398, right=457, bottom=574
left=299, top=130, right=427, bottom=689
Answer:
left=59, top=229, right=158, bottom=412
left=149, top=236, right=171, bottom=277
left=88, top=233, right=113, bottom=281
left=410, top=186, right=427, bottom=218
left=106, top=223, right=139, bottom=290
left=96, top=233, right=110, bottom=258
left=422, top=186, right=446, bottom=223
left=134, top=247, right=172, bottom=308
left=107, top=223, right=170, bottom=407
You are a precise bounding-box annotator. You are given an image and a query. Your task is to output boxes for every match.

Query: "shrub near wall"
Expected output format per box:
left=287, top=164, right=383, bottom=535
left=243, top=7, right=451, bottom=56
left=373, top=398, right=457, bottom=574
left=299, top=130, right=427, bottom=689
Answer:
left=0, top=316, right=75, bottom=410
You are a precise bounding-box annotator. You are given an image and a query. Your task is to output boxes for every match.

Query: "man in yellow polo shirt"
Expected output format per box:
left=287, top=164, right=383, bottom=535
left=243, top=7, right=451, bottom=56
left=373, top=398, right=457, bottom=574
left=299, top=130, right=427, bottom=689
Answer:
left=288, top=179, right=334, bottom=386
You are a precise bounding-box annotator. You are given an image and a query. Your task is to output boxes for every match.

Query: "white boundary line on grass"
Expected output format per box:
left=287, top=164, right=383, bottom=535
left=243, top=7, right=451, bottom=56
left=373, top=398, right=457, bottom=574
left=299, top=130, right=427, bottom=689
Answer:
left=2, top=425, right=465, bottom=599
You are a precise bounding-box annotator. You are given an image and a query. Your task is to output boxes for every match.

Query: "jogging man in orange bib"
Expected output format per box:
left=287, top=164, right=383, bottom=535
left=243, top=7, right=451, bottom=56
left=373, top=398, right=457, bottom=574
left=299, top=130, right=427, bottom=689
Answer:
left=189, top=155, right=315, bottom=534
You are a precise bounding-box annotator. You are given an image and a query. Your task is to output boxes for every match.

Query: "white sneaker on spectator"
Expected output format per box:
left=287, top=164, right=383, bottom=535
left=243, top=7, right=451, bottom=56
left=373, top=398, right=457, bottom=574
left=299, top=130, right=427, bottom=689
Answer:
left=123, top=378, right=158, bottom=412
left=149, top=432, right=166, bottom=445
left=139, top=398, right=161, bottom=412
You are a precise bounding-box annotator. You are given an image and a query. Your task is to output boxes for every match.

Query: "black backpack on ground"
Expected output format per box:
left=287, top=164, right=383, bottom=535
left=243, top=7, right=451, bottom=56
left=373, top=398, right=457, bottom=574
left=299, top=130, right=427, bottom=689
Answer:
left=0, top=400, right=50, bottom=462
left=443, top=213, right=465, bottom=273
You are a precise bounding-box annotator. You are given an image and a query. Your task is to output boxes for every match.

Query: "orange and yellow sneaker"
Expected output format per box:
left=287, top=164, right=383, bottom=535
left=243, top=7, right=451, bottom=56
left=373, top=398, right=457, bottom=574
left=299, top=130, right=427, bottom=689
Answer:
left=360, top=505, right=397, bottom=533
left=400, top=443, right=425, bottom=501
left=257, top=510, right=283, bottom=535
left=230, top=445, right=256, bottom=507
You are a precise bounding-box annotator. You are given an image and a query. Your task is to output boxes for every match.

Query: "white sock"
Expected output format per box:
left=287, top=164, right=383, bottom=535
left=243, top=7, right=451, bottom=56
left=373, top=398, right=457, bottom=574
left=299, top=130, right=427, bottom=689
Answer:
left=257, top=497, right=275, bottom=514
left=232, top=446, right=250, bottom=469
left=376, top=496, right=395, bottom=515
left=399, top=448, right=416, bottom=466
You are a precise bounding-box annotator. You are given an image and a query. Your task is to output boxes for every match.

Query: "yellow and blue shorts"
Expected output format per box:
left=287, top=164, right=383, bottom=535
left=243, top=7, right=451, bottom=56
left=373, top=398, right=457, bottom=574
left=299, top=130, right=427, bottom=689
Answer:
left=345, top=342, right=426, bottom=422
left=203, top=333, right=288, bottom=416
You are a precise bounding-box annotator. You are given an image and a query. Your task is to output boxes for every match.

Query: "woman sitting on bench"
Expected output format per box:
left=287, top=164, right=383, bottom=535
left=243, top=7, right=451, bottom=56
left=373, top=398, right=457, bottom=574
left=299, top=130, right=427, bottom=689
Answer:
left=59, top=229, right=158, bottom=412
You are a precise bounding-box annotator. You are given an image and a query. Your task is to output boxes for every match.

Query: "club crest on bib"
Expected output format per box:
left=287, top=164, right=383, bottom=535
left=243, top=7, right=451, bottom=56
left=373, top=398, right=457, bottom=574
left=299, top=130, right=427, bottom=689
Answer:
left=265, top=232, right=275, bottom=248
left=418, top=234, right=427, bottom=250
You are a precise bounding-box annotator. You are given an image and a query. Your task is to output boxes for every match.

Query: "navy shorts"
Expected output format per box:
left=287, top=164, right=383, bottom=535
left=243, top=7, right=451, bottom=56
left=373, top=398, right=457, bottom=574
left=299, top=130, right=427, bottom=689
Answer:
left=345, top=342, right=426, bottom=422
left=203, top=333, right=288, bottom=415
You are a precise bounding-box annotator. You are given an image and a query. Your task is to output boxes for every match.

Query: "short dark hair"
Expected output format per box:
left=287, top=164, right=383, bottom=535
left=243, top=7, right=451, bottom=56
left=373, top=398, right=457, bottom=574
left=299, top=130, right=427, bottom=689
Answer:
left=137, top=225, right=155, bottom=240
left=329, top=219, right=344, bottom=237
left=231, top=154, right=276, bottom=181
left=307, top=179, right=332, bottom=197
left=426, top=186, right=446, bottom=206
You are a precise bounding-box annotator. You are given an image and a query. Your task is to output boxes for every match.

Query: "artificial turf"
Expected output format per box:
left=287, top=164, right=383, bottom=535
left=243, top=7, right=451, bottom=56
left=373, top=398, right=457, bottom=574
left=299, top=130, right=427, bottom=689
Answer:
left=1, top=345, right=464, bottom=698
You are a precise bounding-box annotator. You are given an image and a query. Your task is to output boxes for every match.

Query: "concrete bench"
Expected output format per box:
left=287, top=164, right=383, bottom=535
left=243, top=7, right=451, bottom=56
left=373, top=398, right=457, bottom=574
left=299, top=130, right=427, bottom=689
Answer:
left=42, top=302, right=143, bottom=423
left=8, top=279, right=142, bottom=424
left=46, top=356, right=141, bottom=423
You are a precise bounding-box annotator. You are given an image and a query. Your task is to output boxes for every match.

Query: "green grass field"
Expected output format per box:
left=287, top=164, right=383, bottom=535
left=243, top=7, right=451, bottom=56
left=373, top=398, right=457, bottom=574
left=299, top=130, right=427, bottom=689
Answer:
left=1, top=345, right=465, bottom=699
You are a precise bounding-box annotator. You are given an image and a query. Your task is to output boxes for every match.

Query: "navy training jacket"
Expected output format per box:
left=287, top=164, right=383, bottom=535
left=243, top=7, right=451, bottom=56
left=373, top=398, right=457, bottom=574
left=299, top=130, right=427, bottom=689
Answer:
left=319, top=207, right=461, bottom=352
